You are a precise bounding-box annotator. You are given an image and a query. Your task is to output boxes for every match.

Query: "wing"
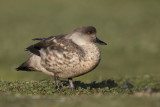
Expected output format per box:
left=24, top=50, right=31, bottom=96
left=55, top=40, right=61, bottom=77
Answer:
left=26, top=35, right=66, bottom=56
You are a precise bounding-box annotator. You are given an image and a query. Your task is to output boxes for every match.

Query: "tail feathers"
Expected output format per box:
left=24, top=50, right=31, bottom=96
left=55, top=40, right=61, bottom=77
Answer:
left=16, top=62, right=35, bottom=71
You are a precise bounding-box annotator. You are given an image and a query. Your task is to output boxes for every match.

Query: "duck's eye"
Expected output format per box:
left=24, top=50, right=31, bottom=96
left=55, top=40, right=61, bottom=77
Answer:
left=87, top=31, right=91, bottom=35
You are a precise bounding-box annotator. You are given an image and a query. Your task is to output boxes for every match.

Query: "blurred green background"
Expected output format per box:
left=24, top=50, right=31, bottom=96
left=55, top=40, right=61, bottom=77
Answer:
left=0, top=0, right=160, bottom=81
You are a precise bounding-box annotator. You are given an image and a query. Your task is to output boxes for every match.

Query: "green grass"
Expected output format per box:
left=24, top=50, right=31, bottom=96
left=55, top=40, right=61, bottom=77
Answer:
left=0, top=76, right=160, bottom=107
left=0, top=76, right=160, bottom=96
left=0, top=0, right=160, bottom=106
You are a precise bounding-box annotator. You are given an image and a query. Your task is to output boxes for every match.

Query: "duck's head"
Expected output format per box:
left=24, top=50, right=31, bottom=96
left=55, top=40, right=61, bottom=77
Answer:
left=68, top=26, right=107, bottom=46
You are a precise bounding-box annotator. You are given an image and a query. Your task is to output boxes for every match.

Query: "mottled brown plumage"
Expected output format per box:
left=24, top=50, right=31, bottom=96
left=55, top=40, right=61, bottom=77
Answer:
left=17, top=26, right=107, bottom=89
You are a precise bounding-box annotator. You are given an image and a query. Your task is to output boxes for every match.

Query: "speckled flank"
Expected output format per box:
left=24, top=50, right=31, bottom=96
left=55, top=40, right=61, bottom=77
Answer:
left=38, top=37, right=100, bottom=78
left=40, top=42, right=100, bottom=78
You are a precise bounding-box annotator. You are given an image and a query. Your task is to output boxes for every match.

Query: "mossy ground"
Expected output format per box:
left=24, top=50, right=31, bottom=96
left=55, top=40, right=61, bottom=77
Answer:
left=0, top=76, right=160, bottom=107
left=0, top=76, right=159, bottom=96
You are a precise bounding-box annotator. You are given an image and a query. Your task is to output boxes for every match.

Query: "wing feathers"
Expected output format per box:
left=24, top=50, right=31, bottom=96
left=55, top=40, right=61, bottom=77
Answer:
left=26, top=35, right=66, bottom=56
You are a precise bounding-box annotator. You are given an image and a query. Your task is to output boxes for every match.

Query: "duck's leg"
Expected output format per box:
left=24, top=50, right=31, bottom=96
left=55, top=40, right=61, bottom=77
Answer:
left=54, top=75, right=60, bottom=90
left=68, top=78, right=75, bottom=90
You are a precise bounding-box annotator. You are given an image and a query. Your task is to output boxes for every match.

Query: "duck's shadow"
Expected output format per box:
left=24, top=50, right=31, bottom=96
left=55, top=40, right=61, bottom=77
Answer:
left=61, top=79, right=118, bottom=89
